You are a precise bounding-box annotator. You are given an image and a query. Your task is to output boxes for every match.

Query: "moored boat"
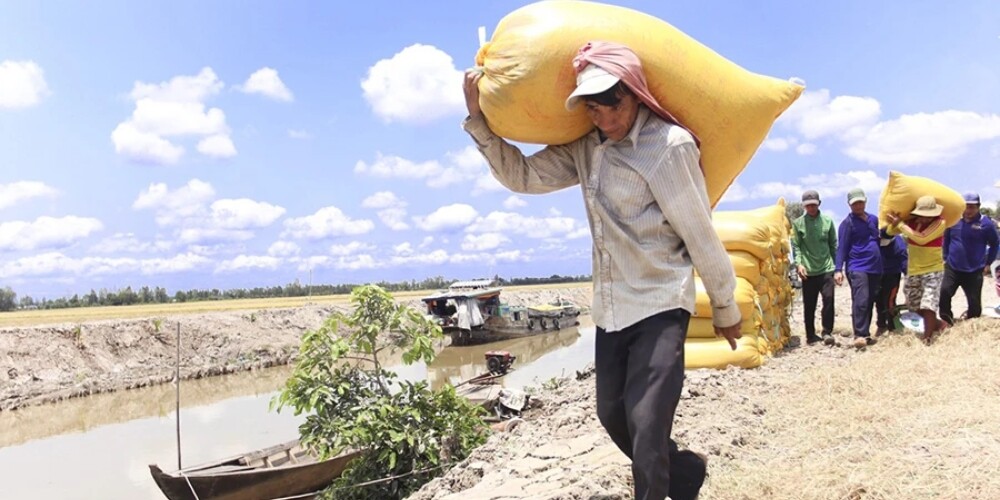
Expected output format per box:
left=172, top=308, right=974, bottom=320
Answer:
left=149, top=441, right=362, bottom=500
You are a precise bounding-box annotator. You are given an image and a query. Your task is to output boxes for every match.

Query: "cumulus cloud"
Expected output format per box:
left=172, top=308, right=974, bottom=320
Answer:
left=738, top=170, right=887, bottom=204
left=502, top=196, right=528, bottom=210
left=719, top=182, right=749, bottom=204
left=0, top=251, right=212, bottom=280
left=111, top=68, right=235, bottom=164
left=268, top=241, right=300, bottom=257
left=288, top=129, right=312, bottom=139
left=216, top=255, right=282, bottom=273
left=237, top=67, right=293, bottom=102
left=0, top=216, right=103, bottom=252
left=133, top=179, right=284, bottom=244
left=362, top=191, right=410, bottom=230
left=844, top=111, right=1000, bottom=166
left=355, top=146, right=493, bottom=190
left=779, top=89, right=881, bottom=140
left=461, top=232, right=510, bottom=251
left=466, top=211, right=581, bottom=239
left=330, top=241, right=375, bottom=256
left=413, top=204, right=479, bottom=232
left=393, top=242, right=413, bottom=255
left=283, top=206, right=375, bottom=240
left=90, top=233, right=173, bottom=254
left=0, top=60, right=50, bottom=108
left=773, top=89, right=1000, bottom=167
left=0, top=181, right=58, bottom=209
left=361, top=44, right=464, bottom=123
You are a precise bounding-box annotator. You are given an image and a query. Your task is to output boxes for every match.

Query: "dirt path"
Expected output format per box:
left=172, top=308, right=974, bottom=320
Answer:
left=0, top=287, right=592, bottom=412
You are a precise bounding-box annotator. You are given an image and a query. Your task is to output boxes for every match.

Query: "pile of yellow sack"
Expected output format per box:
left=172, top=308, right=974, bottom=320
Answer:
left=687, top=200, right=795, bottom=369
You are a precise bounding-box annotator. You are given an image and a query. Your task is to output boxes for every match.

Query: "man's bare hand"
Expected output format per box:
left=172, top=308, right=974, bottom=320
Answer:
left=885, top=211, right=901, bottom=226
left=797, top=265, right=807, bottom=280
left=834, top=270, right=844, bottom=286
left=463, top=69, right=484, bottom=118
left=715, top=320, right=742, bottom=351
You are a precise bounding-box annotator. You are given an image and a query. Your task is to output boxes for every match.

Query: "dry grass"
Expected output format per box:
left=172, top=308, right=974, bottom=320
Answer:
left=0, top=282, right=592, bottom=327
left=707, top=320, right=1000, bottom=500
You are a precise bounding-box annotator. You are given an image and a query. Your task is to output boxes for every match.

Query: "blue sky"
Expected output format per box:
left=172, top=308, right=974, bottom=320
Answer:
left=2, top=0, right=999, bottom=299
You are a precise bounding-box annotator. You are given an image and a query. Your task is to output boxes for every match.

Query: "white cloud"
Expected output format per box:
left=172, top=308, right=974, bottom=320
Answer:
left=330, top=241, right=375, bottom=256
left=502, top=196, right=528, bottom=210
left=283, top=207, right=375, bottom=240
left=844, top=111, right=1000, bottom=166
left=394, top=242, right=413, bottom=255
left=376, top=208, right=410, bottom=231
left=111, top=68, right=235, bottom=164
left=0, top=251, right=210, bottom=279
left=237, top=67, right=293, bottom=102
left=216, top=255, right=282, bottom=273
left=0, top=181, right=58, bottom=209
left=719, top=182, right=749, bottom=204
left=762, top=137, right=794, bottom=152
left=388, top=249, right=450, bottom=267
left=735, top=170, right=887, bottom=204
left=361, top=44, right=464, bottom=123
left=779, top=89, right=881, bottom=140
left=0, top=216, right=103, bottom=252
left=413, top=204, right=479, bottom=232
left=268, top=241, right=300, bottom=257
left=796, top=143, right=817, bottom=155
left=90, top=233, right=173, bottom=254
left=355, top=146, right=492, bottom=189
left=209, top=198, right=285, bottom=229
left=362, top=191, right=406, bottom=209
left=333, top=254, right=380, bottom=271
left=466, top=211, right=580, bottom=239
left=133, top=179, right=216, bottom=224
left=197, top=134, right=237, bottom=158
left=419, top=236, right=434, bottom=248
left=565, top=226, right=591, bottom=239
left=133, top=180, right=283, bottom=244
left=139, top=253, right=213, bottom=274
left=461, top=232, right=510, bottom=251
left=288, top=129, right=312, bottom=139
left=0, top=60, right=50, bottom=108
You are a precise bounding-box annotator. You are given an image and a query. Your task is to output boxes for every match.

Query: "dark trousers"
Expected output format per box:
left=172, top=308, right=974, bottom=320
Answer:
left=940, top=265, right=984, bottom=324
left=596, top=309, right=703, bottom=500
left=847, top=271, right=881, bottom=338
left=876, top=272, right=902, bottom=329
left=801, top=271, right=835, bottom=338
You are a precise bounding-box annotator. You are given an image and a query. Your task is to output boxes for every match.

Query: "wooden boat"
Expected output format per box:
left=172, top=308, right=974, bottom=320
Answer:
left=149, top=440, right=363, bottom=500
left=421, top=279, right=582, bottom=346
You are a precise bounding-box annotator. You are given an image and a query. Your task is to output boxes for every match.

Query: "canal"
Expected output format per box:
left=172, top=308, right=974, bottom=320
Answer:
left=0, top=321, right=596, bottom=499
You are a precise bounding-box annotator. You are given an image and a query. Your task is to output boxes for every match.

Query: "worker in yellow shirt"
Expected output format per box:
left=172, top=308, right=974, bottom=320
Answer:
left=885, top=195, right=948, bottom=344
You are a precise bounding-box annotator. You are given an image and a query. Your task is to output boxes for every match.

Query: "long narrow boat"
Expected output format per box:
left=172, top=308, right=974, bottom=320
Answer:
left=149, top=440, right=362, bottom=500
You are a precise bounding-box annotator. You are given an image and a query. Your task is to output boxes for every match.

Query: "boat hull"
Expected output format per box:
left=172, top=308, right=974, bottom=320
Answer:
left=149, top=445, right=362, bottom=500
left=450, top=317, right=581, bottom=346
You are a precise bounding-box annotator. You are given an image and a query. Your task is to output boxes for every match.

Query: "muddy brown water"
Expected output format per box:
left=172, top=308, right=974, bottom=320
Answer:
left=0, top=319, right=596, bottom=499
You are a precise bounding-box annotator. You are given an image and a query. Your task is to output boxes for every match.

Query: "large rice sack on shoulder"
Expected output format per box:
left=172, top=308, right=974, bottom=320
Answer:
left=474, top=0, right=804, bottom=207
left=879, top=171, right=965, bottom=228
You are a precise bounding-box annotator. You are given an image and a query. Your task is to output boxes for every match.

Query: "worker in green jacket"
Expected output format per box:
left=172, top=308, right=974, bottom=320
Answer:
left=791, top=190, right=838, bottom=345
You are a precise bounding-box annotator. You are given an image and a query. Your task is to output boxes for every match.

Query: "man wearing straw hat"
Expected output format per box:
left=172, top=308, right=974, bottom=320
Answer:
left=939, top=192, right=999, bottom=325
left=886, top=195, right=948, bottom=343
left=463, top=41, right=741, bottom=500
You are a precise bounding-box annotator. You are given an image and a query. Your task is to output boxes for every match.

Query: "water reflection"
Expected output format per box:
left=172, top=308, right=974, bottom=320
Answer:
left=0, top=319, right=597, bottom=500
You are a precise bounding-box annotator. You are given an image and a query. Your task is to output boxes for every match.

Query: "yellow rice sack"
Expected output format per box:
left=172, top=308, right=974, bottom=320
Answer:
left=693, top=277, right=758, bottom=321
left=879, top=171, right=966, bottom=228
left=685, top=336, right=766, bottom=369
left=474, top=0, right=804, bottom=207
left=687, top=313, right=763, bottom=339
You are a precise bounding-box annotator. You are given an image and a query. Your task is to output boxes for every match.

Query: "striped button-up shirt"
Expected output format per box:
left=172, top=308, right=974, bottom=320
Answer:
left=463, top=107, right=740, bottom=332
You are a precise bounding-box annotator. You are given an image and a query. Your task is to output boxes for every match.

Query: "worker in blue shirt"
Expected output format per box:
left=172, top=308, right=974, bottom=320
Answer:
left=875, top=228, right=908, bottom=335
left=940, top=192, right=999, bottom=324
left=835, top=188, right=883, bottom=348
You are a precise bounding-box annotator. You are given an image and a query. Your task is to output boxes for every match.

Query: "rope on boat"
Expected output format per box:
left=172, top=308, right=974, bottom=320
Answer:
left=180, top=471, right=201, bottom=500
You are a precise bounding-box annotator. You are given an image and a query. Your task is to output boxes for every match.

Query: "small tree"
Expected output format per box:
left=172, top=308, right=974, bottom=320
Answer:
left=785, top=201, right=804, bottom=225
left=273, top=285, right=488, bottom=499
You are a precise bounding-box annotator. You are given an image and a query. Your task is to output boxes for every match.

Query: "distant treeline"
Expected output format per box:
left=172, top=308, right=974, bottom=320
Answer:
left=0, top=274, right=591, bottom=312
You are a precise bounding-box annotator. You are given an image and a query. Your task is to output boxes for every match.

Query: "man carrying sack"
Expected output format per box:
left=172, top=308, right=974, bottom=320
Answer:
left=462, top=41, right=741, bottom=500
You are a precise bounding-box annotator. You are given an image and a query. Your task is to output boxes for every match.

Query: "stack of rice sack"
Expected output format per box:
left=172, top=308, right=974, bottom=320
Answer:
left=687, top=200, right=795, bottom=369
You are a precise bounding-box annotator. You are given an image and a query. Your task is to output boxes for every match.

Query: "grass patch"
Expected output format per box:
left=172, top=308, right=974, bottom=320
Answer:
left=705, top=319, right=1000, bottom=500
